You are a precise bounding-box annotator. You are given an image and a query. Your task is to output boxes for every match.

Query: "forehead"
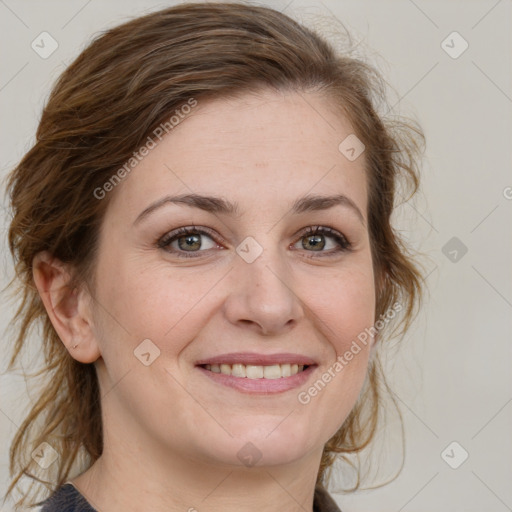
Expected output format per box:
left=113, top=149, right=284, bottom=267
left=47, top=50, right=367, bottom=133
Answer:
left=107, top=89, right=368, bottom=221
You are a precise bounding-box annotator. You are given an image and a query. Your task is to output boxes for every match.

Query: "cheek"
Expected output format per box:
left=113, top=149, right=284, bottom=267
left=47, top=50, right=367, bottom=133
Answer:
left=296, top=270, right=375, bottom=440
left=301, top=263, right=375, bottom=409
left=93, top=250, right=223, bottom=356
left=310, top=264, right=376, bottom=352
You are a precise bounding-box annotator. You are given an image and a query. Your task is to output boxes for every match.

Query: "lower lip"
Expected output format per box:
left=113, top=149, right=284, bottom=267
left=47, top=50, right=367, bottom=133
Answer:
left=195, top=365, right=317, bottom=394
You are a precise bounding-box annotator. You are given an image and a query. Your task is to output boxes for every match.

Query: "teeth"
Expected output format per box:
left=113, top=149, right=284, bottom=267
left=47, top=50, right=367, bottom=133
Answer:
left=263, top=365, right=281, bottom=379
left=231, top=364, right=246, bottom=377
left=203, top=363, right=308, bottom=379
left=245, top=365, right=263, bottom=379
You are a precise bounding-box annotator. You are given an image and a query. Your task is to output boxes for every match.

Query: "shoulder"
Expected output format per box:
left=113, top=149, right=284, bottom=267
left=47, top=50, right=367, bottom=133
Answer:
left=313, top=485, right=343, bottom=512
left=38, top=483, right=96, bottom=512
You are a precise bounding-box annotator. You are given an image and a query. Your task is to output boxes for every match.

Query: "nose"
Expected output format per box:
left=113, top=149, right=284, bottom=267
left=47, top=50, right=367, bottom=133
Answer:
left=222, top=247, right=305, bottom=336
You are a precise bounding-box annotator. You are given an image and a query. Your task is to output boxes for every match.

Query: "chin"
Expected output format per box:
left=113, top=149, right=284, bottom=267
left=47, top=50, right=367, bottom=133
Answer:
left=196, top=420, right=319, bottom=469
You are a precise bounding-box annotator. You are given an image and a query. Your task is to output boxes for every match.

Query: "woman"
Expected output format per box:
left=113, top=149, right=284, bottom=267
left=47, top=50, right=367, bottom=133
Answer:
left=4, top=2, right=423, bottom=511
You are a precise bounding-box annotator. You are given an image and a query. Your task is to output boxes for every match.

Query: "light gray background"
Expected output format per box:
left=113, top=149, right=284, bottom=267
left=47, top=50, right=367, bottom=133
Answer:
left=1, top=1, right=511, bottom=511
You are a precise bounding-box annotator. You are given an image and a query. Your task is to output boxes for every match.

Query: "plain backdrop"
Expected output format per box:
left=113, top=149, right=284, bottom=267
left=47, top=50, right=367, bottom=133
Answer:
left=0, top=1, right=511, bottom=511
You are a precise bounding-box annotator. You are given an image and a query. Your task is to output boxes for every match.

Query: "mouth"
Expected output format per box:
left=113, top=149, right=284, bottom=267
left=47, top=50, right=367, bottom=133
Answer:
left=199, top=363, right=311, bottom=379
left=194, top=353, right=318, bottom=394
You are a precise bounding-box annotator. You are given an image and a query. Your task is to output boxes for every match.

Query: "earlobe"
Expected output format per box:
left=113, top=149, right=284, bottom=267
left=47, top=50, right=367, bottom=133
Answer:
left=32, top=251, right=101, bottom=364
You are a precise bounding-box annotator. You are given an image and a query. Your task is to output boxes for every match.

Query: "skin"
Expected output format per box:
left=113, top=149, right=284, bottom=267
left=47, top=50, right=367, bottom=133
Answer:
left=33, top=89, right=376, bottom=512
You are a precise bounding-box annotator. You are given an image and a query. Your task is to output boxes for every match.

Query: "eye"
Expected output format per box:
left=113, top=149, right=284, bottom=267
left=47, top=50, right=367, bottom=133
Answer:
left=157, top=225, right=352, bottom=259
left=292, top=226, right=351, bottom=257
left=157, top=226, right=221, bottom=258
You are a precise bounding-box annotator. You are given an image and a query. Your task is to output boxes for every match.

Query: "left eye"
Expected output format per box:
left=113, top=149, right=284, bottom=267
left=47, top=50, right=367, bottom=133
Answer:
left=291, top=226, right=351, bottom=255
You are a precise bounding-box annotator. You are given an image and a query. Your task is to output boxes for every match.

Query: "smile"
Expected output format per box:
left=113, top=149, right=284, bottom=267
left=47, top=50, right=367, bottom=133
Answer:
left=201, top=363, right=309, bottom=379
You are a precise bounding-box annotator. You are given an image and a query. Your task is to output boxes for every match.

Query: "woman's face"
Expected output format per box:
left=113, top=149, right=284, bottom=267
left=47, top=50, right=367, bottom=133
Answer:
left=88, top=89, right=376, bottom=469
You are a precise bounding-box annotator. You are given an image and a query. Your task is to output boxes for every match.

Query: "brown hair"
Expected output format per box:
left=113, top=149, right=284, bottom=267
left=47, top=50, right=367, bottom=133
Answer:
left=3, top=2, right=424, bottom=509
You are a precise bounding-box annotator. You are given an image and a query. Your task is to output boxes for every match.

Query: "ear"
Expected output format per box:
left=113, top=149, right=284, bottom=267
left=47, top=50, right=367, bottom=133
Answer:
left=32, top=251, right=101, bottom=364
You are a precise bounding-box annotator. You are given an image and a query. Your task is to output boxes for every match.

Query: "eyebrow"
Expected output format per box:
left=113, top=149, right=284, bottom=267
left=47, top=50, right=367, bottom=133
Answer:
left=133, top=193, right=365, bottom=226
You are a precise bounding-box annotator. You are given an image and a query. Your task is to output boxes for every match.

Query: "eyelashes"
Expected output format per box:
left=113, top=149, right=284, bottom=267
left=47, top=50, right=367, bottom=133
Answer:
left=300, top=225, right=351, bottom=253
left=157, top=224, right=352, bottom=259
left=157, top=226, right=220, bottom=257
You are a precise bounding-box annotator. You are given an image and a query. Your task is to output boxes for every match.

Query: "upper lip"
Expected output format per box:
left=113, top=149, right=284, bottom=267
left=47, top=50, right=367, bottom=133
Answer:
left=195, top=352, right=317, bottom=366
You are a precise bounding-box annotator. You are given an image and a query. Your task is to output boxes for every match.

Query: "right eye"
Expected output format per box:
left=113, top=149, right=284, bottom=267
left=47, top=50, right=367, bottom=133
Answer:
left=157, top=226, right=223, bottom=258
